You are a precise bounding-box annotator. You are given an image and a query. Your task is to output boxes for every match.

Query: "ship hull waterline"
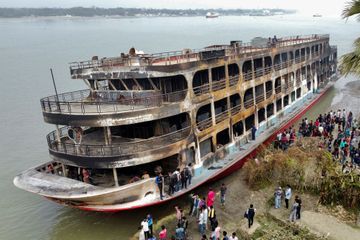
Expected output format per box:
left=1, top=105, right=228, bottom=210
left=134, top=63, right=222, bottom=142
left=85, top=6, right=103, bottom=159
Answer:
left=58, top=85, right=332, bottom=212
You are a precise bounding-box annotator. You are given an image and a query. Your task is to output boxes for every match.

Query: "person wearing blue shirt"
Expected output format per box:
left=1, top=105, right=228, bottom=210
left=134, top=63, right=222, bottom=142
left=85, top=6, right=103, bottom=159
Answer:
left=147, top=214, right=153, bottom=238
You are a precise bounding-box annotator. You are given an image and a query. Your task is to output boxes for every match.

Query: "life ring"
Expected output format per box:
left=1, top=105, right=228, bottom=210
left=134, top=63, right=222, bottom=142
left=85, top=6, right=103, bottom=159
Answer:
left=67, top=127, right=83, bottom=144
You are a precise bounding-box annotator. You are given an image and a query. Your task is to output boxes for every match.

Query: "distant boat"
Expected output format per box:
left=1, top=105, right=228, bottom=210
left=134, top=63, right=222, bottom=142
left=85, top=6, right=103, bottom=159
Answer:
left=206, top=12, right=219, bottom=18
left=313, top=14, right=322, bottom=17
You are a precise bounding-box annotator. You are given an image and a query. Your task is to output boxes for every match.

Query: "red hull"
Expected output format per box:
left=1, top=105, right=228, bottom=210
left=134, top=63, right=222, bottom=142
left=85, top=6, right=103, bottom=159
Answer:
left=74, top=88, right=330, bottom=212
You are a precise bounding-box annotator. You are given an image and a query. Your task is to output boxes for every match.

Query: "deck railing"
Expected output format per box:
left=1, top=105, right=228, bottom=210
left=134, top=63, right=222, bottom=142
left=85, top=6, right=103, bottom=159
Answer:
left=266, top=89, right=273, bottom=99
left=215, top=110, right=229, bottom=124
left=196, top=117, right=213, bottom=131
left=47, top=126, right=191, bottom=157
left=212, top=78, right=227, bottom=91
left=41, top=89, right=187, bottom=115
left=193, top=83, right=211, bottom=96
left=70, top=34, right=329, bottom=71
left=244, top=98, right=254, bottom=109
left=255, top=94, right=265, bottom=104
left=229, top=75, right=239, bottom=87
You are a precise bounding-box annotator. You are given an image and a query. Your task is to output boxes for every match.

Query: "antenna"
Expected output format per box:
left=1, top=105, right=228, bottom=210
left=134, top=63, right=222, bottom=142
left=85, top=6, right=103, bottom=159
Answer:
left=50, top=68, right=61, bottom=113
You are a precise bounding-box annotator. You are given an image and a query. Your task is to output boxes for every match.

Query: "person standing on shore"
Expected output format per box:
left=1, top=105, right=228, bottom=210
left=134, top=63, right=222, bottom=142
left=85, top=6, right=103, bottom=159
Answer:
left=159, top=225, right=167, bottom=240
left=229, top=232, right=239, bottom=240
left=141, top=218, right=150, bottom=240
left=289, top=200, right=299, bottom=222
left=295, top=195, right=302, bottom=219
left=274, top=187, right=282, bottom=209
left=284, top=185, right=292, bottom=209
left=147, top=214, right=153, bottom=238
left=220, top=183, right=227, bottom=207
left=198, top=208, right=205, bottom=236
left=245, top=204, right=256, bottom=228
left=207, top=187, right=215, bottom=207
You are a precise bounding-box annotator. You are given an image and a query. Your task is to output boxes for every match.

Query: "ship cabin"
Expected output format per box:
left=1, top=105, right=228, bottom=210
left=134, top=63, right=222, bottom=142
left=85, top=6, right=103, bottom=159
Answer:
left=38, top=34, right=337, bottom=202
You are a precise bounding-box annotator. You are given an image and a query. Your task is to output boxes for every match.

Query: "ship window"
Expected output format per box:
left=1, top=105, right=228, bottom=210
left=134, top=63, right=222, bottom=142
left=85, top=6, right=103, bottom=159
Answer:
left=265, top=80, right=273, bottom=99
left=281, top=52, right=288, bottom=63
left=289, top=51, right=294, bottom=64
left=295, top=49, right=300, bottom=63
left=196, top=104, right=212, bottom=130
left=233, top=120, right=244, bottom=137
left=244, top=88, right=254, bottom=109
left=245, top=114, right=255, bottom=131
left=276, top=98, right=282, bottom=111
left=230, top=93, right=241, bottom=115
left=216, top=128, right=230, bottom=147
left=212, top=66, right=226, bottom=91
left=242, top=60, right=253, bottom=81
left=264, top=56, right=272, bottom=68
left=291, top=91, right=296, bottom=102
left=267, top=103, right=274, bottom=118
left=296, top=69, right=301, bottom=83
left=214, top=98, right=228, bottom=124
left=306, top=47, right=310, bottom=59
left=253, top=58, right=263, bottom=78
left=283, top=95, right=289, bottom=107
left=274, top=54, right=281, bottom=70
left=136, top=78, right=153, bottom=90
left=275, top=77, right=281, bottom=94
left=228, top=63, right=239, bottom=77
left=255, top=84, right=264, bottom=104
left=296, top=87, right=301, bottom=98
left=301, top=48, right=306, bottom=57
left=122, top=79, right=138, bottom=90
left=258, top=108, right=266, bottom=123
left=307, top=81, right=312, bottom=91
left=193, top=69, right=209, bottom=95
left=200, top=138, right=214, bottom=158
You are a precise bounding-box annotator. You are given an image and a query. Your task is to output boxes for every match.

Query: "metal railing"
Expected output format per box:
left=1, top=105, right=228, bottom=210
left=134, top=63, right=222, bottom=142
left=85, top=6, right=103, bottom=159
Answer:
left=255, top=94, right=265, bottom=104
left=215, top=110, right=229, bottom=124
left=197, top=117, right=213, bottom=131
left=69, top=34, right=329, bottom=70
left=229, top=75, right=239, bottom=87
left=212, top=78, right=227, bottom=91
left=244, top=98, right=254, bottom=109
left=41, top=89, right=187, bottom=115
left=193, top=83, right=211, bottom=96
left=47, top=126, right=191, bottom=157
left=266, top=89, right=273, bottom=99
left=230, top=104, right=241, bottom=115
left=275, top=86, right=282, bottom=94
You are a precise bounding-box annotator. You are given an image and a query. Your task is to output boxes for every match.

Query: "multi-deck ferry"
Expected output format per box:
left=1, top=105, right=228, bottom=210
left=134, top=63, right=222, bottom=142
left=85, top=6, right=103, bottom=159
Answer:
left=14, top=34, right=338, bottom=212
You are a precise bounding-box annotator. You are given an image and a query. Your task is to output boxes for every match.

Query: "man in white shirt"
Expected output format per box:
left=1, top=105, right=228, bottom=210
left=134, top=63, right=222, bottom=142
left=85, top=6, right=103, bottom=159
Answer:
left=202, top=206, right=208, bottom=230
left=285, top=185, right=292, bottom=209
left=198, top=208, right=205, bottom=235
left=141, top=218, right=149, bottom=239
left=229, top=232, right=239, bottom=240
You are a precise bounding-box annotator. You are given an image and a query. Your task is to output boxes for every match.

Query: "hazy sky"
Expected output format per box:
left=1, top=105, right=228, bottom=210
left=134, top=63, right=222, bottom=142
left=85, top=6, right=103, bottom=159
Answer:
left=0, top=0, right=350, bottom=17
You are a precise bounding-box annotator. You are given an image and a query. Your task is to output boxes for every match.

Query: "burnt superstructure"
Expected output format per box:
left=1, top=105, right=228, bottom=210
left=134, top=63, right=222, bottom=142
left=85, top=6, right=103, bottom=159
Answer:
left=15, top=34, right=338, bottom=211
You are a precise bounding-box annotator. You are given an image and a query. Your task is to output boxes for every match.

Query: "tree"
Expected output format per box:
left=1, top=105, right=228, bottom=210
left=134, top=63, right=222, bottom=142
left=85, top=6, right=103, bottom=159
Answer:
left=340, top=0, right=360, bottom=76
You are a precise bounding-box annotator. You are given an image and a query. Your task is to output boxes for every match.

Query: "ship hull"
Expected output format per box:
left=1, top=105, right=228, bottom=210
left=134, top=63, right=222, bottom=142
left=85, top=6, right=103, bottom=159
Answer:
left=72, top=84, right=332, bottom=212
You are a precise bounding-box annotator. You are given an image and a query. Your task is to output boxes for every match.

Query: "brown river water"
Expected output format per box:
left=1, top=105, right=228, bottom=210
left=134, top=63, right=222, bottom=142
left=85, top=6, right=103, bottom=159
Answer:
left=0, top=15, right=359, bottom=240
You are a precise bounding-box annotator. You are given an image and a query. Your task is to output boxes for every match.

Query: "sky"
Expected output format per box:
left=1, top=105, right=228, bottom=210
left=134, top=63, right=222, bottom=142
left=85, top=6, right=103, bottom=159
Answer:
left=0, top=0, right=350, bottom=17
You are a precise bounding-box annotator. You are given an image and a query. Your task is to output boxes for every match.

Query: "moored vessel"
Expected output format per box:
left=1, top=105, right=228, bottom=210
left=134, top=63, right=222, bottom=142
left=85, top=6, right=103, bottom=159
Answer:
left=206, top=12, right=219, bottom=18
left=14, top=34, right=338, bottom=212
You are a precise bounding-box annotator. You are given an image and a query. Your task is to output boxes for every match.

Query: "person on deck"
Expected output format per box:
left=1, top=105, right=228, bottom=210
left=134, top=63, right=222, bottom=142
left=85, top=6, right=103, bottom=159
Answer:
left=207, top=188, right=216, bottom=207
left=155, top=173, right=164, bottom=200
left=251, top=125, right=257, bottom=141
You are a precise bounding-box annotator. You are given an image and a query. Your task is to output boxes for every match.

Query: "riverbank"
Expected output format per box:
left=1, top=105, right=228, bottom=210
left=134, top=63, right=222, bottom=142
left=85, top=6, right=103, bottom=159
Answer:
left=132, top=137, right=360, bottom=239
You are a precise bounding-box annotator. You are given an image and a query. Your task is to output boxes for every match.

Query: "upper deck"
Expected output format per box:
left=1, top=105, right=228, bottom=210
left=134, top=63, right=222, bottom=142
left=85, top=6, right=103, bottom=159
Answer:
left=70, top=34, right=330, bottom=79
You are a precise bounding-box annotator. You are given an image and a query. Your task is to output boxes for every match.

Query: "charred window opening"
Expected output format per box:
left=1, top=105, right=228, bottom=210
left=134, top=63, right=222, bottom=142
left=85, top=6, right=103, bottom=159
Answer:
left=255, top=84, right=264, bottom=104
left=233, top=121, right=244, bottom=137
left=212, top=66, right=226, bottom=91
left=283, top=74, right=290, bottom=93
left=264, top=56, right=272, bottom=74
left=289, top=51, right=294, bottom=65
left=319, top=44, right=323, bottom=54
left=283, top=95, right=289, bottom=107
left=281, top=52, right=288, bottom=69
left=244, top=88, right=254, bottom=109
left=276, top=98, right=282, bottom=111
left=307, top=80, right=312, bottom=91
left=150, top=75, right=188, bottom=102
left=254, top=58, right=263, bottom=78
left=296, top=69, right=301, bottom=85
left=215, top=98, right=228, bottom=123
left=265, top=80, right=273, bottom=99
left=267, top=103, right=274, bottom=118
left=274, top=54, right=281, bottom=70
left=315, top=45, right=319, bottom=55
left=306, top=65, right=311, bottom=79
left=295, top=49, right=300, bottom=63
left=230, top=93, right=241, bottom=115
left=258, top=108, right=266, bottom=123
left=306, top=47, right=310, bottom=59
left=311, top=45, right=315, bottom=56
left=136, top=78, right=153, bottom=90
left=296, top=87, right=301, bottom=98
left=228, top=63, right=240, bottom=86
left=275, top=77, right=281, bottom=94
left=242, top=60, right=253, bottom=81
left=301, top=66, right=306, bottom=80
left=291, top=91, right=296, bottom=102
left=216, top=128, right=230, bottom=147
left=200, top=137, right=214, bottom=157
left=196, top=104, right=212, bottom=130
left=300, top=48, right=306, bottom=61
left=193, top=69, right=209, bottom=95
left=111, top=113, right=190, bottom=139
left=245, top=114, right=255, bottom=131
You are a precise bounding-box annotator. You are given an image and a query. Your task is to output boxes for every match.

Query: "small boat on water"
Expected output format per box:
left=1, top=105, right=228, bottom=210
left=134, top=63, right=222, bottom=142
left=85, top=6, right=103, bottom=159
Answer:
left=14, top=34, right=338, bottom=212
left=206, top=12, right=219, bottom=18
left=313, top=14, right=322, bottom=17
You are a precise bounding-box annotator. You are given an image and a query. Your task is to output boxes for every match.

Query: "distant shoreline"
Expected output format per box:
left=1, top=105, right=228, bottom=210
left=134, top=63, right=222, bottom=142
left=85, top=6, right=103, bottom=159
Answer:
left=0, top=7, right=295, bottom=18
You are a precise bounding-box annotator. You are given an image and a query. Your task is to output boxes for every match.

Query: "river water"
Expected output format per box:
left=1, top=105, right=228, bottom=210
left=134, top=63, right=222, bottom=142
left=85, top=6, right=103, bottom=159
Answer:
left=0, top=15, right=359, bottom=240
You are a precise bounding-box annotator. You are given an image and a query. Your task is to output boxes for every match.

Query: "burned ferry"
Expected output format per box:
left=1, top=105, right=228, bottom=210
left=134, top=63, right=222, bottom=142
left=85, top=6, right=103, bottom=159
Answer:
left=14, top=34, right=338, bottom=212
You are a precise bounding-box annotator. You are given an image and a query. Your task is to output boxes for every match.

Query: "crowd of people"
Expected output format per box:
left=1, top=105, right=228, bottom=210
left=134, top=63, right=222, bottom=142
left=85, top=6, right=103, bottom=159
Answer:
left=275, top=109, right=360, bottom=170
left=273, top=185, right=302, bottom=222
left=138, top=183, right=258, bottom=240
